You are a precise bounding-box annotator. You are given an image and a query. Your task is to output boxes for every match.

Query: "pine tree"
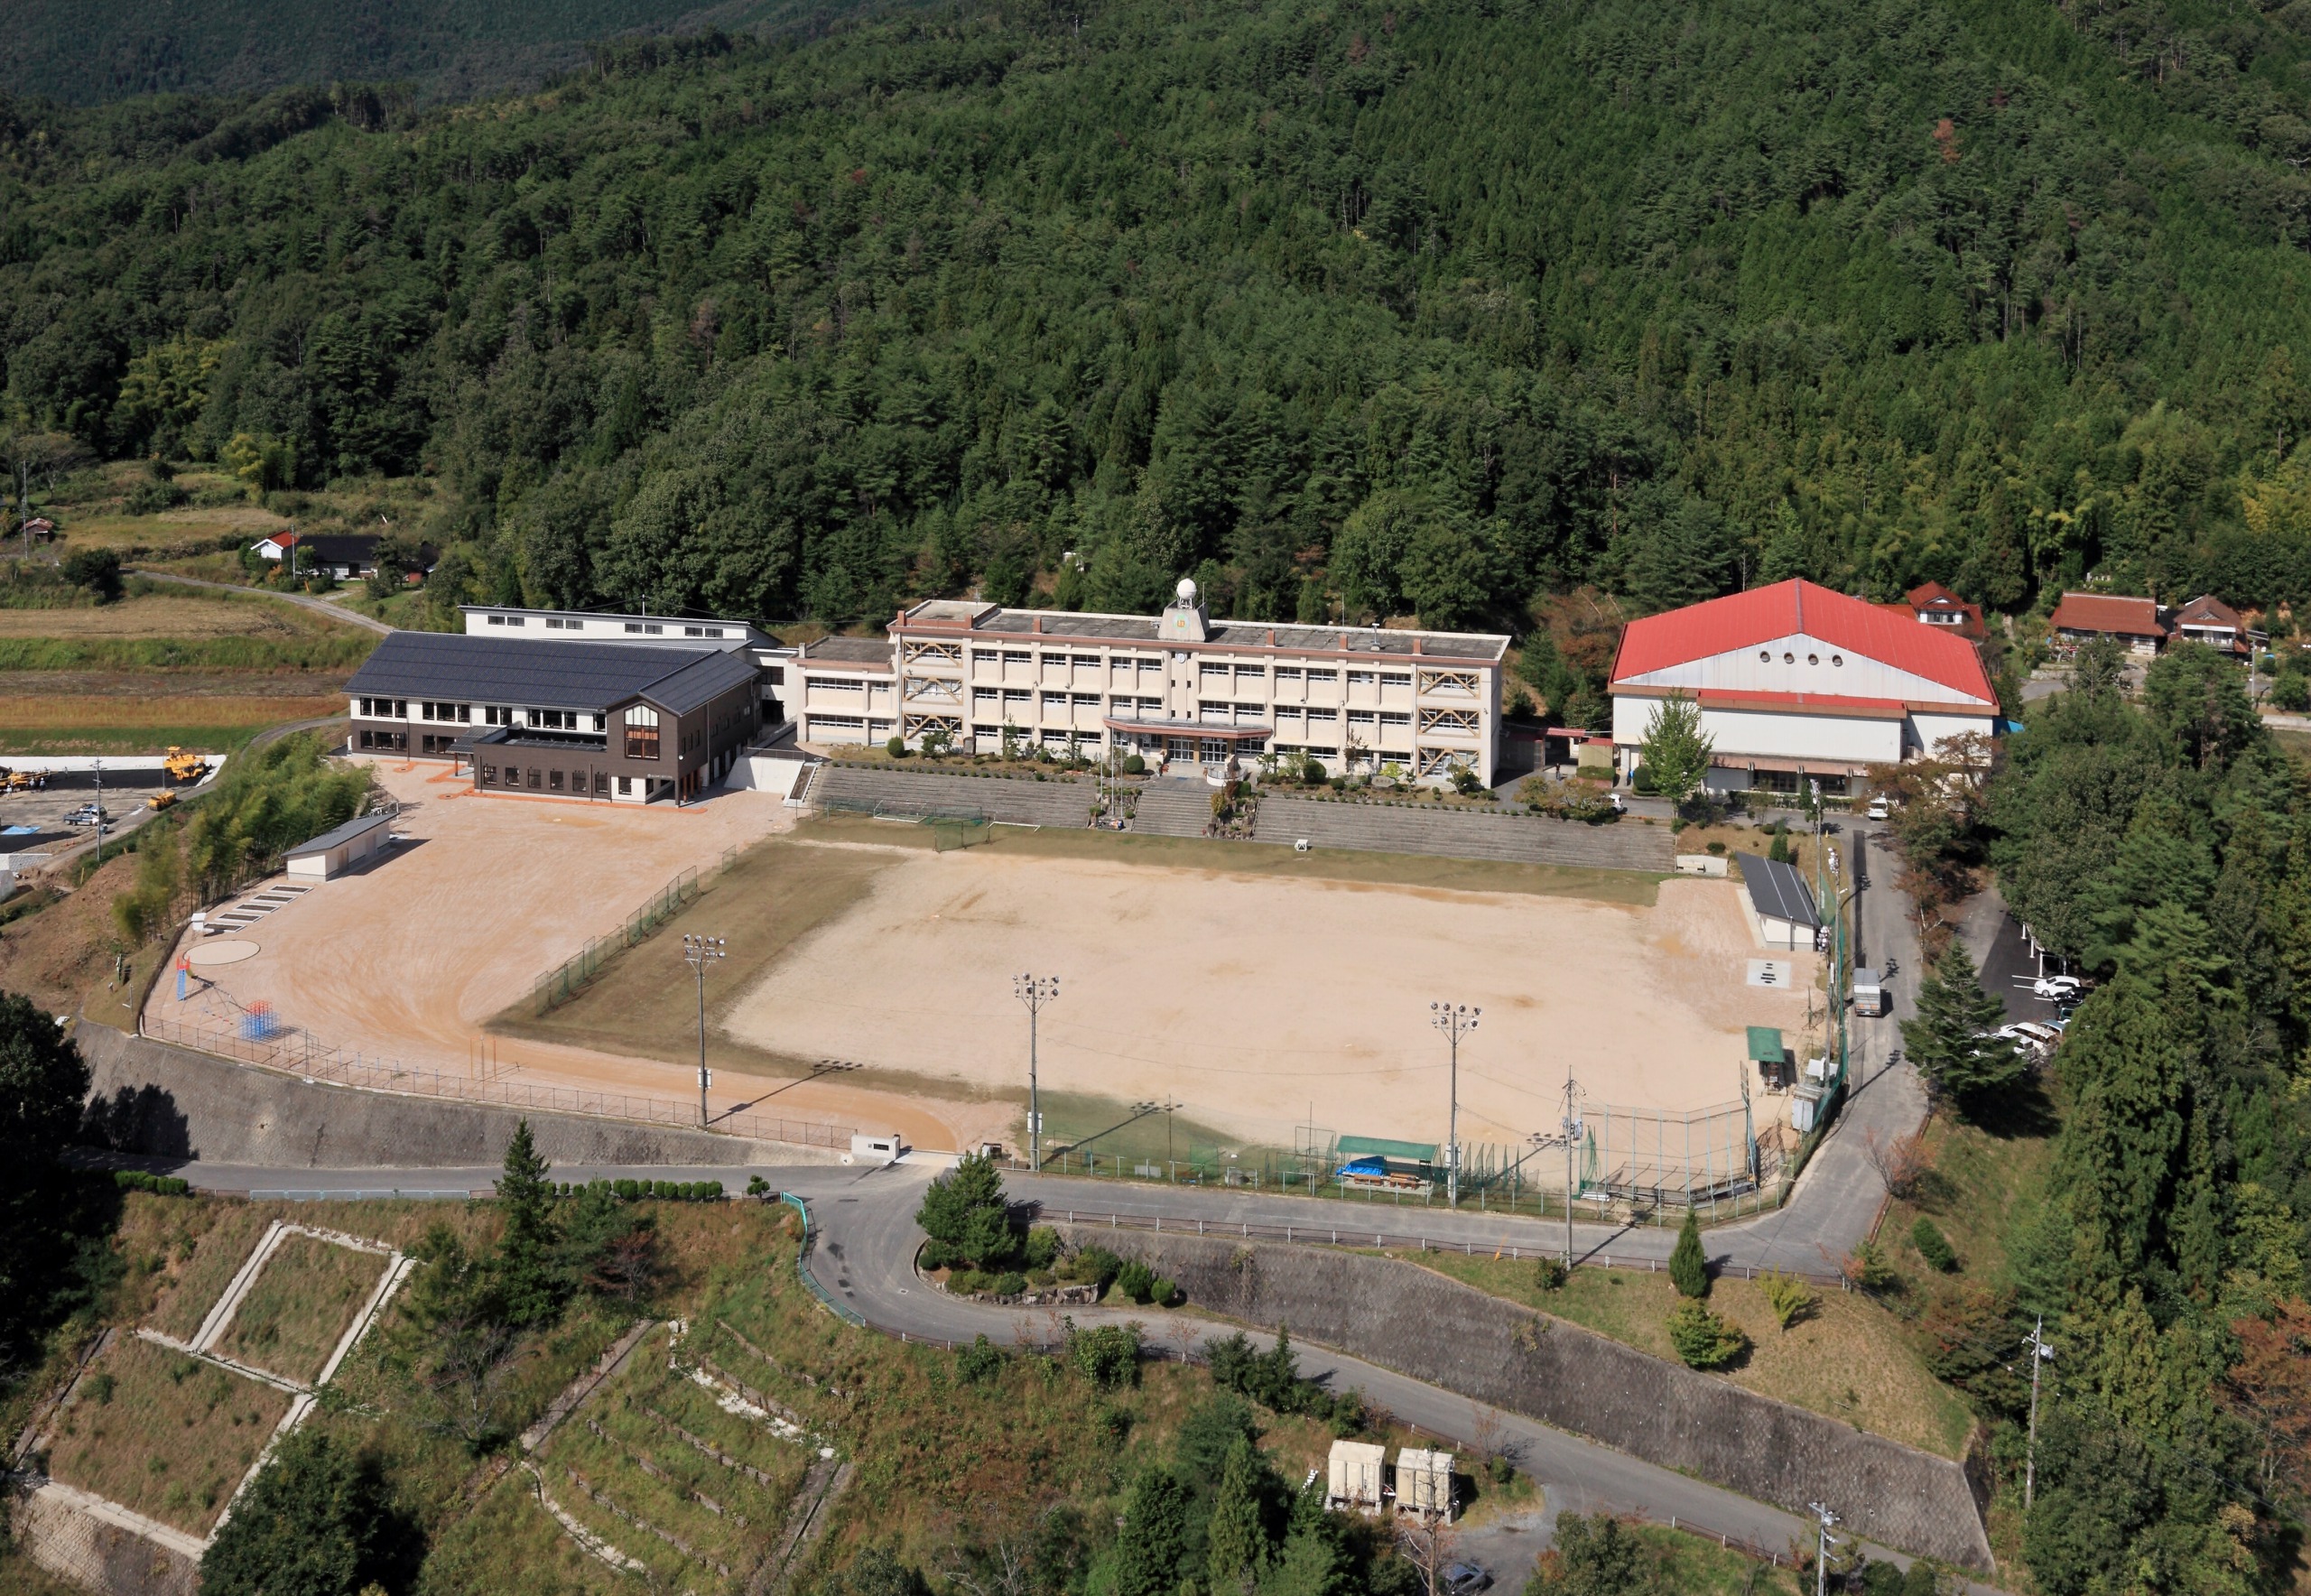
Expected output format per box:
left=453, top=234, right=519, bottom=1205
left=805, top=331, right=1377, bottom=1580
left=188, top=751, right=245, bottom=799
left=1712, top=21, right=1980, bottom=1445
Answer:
left=1898, top=941, right=2017, bottom=1109
left=1668, top=1208, right=1709, bottom=1298
left=199, top=1432, right=405, bottom=1596
left=1205, top=1434, right=1270, bottom=1596
left=493, top=1120, right=561, bottom=1329
left=1113, top=1469, right=1192, bottom=1596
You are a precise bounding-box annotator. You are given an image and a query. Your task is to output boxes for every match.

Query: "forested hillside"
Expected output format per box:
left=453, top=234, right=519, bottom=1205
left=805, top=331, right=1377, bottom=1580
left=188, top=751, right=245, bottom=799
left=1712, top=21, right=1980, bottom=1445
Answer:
left=0, top=0, right=813, bottom=107
left=9, top=0, right=2311, bottom=639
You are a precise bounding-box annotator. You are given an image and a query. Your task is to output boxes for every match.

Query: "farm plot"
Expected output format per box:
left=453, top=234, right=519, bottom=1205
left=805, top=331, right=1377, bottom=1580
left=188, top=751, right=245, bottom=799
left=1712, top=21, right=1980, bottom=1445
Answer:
left=531, top=1325, right=820, bottom=1591
left=211, top=1232, right=393, bottom=1386
left=41, top=1336, right=293, bottom=1538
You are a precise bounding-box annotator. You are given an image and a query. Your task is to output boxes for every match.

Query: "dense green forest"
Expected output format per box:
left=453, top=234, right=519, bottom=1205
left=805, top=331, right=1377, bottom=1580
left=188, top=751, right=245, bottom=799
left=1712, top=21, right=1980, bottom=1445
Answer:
left=1906, top=647, right=2311, bottom=1595
left=0, top=0, right=821, bottom=107
left=13, top=0, right=2311, bottom=634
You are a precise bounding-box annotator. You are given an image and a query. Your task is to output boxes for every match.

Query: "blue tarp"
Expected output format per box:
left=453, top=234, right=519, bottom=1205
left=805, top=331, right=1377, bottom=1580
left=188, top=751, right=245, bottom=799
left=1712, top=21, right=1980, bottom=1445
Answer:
left=1335, top=1156, right=1390, bottom=1178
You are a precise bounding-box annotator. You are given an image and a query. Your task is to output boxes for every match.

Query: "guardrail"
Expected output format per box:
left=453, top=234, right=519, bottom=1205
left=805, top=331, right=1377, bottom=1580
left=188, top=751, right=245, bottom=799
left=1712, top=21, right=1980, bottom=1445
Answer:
left=141, top=1015, right=856, bottom=1151
left=782, top=1192, right=868, bottom=1327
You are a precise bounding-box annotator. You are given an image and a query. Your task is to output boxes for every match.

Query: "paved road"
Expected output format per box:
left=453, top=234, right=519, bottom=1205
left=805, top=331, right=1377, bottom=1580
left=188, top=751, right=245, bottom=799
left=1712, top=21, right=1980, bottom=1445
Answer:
left=96, top=1151, right=1999, bottom=1589
left=130, top=568, right=394, bottom=635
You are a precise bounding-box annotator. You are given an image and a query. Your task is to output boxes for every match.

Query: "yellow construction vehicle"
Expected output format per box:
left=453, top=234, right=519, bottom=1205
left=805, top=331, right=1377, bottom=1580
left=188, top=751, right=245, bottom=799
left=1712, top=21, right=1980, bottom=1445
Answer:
left=147, top=790, right=179, bottom=812
left=162, top=747, right=209, bottom=784
left=1, top=770, right=35, bottom=793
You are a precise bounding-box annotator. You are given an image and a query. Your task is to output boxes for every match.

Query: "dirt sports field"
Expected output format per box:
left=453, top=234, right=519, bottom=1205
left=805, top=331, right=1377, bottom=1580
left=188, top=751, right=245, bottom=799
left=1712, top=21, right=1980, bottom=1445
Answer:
left=144, top=762, right=1814, bottom=1154
left=719, top=847, right=1812, bottom=1149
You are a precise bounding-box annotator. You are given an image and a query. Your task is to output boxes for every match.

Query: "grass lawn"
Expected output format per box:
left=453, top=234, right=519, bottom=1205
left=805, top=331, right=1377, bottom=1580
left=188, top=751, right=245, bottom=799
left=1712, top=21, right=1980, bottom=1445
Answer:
left=42, top=1334, right=292, bottom=1537
left=1881, top=1095, right=2060, bottom=1289
left=1412, top=1253, right=1976, bottom=1460
left=212, top=1234, right=391, bottom=1386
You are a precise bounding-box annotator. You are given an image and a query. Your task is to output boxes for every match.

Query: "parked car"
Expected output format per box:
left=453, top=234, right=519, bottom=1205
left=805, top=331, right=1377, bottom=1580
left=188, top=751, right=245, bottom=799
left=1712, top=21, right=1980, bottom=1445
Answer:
left=2032, top=975, right=2084, bottom=1000
left=1444, top=1565, right=1492, bottom=1596
left=1994, top=1022, right=2060, bottom=1053
left=1865, top=795, right=1892, bottom=820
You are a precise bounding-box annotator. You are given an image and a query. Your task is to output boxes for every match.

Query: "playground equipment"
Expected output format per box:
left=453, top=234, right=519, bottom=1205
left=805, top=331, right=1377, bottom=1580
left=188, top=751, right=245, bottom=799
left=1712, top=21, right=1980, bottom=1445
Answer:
left=237, top=1000, right=281, bottom=1042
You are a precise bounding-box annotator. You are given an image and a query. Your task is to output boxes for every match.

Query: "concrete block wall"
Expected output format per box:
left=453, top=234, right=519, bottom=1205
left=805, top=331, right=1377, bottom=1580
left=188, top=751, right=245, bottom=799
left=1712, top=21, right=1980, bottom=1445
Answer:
left=1057, top=1226, right=1991, bottom=1569
left=75, top=1026, right=836, bottom=1171
left=14, top=1488, right=200, bottom=1596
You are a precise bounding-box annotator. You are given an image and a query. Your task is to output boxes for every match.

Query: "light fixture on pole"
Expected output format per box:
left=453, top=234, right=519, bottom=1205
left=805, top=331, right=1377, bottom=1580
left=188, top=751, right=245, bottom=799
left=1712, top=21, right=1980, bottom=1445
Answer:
left=1808, top=1503, right=1839, bottom=1596
left=1016, top=973, right=1059, bottom=1166
left=1428, top=1000, right=1479, bottom=1207
left=682, top=933, right=725, bottom=1127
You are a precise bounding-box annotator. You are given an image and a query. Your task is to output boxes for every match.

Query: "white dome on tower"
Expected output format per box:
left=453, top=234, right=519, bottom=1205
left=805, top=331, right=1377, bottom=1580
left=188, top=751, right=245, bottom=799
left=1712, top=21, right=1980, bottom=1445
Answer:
left=1175, top=577, right=1200, bottom=604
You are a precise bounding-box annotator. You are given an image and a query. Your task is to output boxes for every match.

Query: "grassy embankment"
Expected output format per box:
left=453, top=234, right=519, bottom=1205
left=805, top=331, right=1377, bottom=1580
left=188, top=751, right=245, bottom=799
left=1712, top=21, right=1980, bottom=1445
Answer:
left=210, top=1234, right=391, bottom=1386
left=2, top=1171, right=1832, bottom=1596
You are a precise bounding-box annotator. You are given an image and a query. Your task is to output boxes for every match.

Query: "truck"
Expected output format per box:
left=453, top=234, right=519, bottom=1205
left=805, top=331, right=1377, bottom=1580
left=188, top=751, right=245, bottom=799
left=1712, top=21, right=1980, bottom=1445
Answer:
left=1850, top=967, right=1886, bottom=1016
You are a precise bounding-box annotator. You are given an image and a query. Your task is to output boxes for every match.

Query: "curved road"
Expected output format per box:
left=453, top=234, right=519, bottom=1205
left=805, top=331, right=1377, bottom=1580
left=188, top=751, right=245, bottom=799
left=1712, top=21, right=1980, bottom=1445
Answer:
left=129, top=568, right=394, bottom=635
left=125, top=1153, right=1999, bottom=1591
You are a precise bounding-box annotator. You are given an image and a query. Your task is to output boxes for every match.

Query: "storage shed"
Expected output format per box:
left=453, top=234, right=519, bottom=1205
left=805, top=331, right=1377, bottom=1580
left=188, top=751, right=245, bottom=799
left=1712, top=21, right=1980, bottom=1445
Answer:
left=285, top=812, right=394, bottom=881
left=1394, top=1449, right=1455, bottom=1520
left=1327, top=1440, right=1387, bottom=1514
left=1735, top=853, right=1821, bottom=950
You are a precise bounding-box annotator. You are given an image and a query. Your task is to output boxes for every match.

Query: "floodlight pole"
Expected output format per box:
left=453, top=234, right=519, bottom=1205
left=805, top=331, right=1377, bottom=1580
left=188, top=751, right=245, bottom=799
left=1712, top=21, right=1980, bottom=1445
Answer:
left=682, top=933, right=726, bottom=1126
left=1561, top=1061, right=1582, bottom=1268
left=1016, top=973, right=1060, bottom=1166
left=1429, top=1001, right=1479, bottom=1207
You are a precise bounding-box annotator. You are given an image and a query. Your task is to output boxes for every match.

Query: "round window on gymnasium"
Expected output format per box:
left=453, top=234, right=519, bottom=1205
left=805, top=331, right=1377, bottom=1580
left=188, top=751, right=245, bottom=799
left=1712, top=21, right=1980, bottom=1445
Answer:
left=1782, top=652, right=1795, bottom=663
left=1832, top=654, right=1844, bottom=666
left=1807, top=654, right=1819, bottom=665
left=1759, top=650, right=1770, bottom=662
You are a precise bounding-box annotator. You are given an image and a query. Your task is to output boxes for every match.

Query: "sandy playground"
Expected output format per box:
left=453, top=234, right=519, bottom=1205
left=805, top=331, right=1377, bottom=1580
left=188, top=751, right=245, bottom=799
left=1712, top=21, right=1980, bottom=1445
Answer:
left=721, top=846, right=1814, bottom=1150
left=144, top=759, right=1815, bottom=1155
left=141, top=763, right=991, bottom=1151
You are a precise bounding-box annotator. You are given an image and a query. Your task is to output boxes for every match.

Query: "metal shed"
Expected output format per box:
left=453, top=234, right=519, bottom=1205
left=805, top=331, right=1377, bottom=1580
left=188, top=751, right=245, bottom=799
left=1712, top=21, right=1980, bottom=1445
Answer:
left=1327, top=1440, right=1387, bottom=1514
left=1394, top=1449, right=1455, bottom=1520
left=285, top=811, right=394, bottom=881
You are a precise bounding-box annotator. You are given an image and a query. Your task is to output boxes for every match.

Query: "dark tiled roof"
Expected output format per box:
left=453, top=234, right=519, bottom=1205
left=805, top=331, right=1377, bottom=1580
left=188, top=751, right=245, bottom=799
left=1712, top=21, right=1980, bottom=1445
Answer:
left=287, top=810, right=394, bottom=858
left=1735, top=853, right=1821, bottom=928
left=345, top=632, right=757, bottom=715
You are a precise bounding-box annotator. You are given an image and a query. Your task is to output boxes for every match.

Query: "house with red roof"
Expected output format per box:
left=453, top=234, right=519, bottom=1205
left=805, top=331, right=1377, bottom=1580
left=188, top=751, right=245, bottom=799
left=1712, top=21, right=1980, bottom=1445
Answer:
left=1887, top=580, right=1983, bottom=640
left=2047, top=592, right=2166, bottom=656
left=2169, top=594, right=2249, bottom=658
left=1609, top=580, right=2000, bottom=796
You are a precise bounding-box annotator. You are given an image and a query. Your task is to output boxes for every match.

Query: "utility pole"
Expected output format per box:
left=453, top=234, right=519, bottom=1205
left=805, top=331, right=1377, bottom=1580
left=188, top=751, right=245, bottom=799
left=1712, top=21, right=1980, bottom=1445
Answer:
left=1808, top=1503, right=1839, bottom=1596
left=92, top=759, right=104, bottom=856
left=682, top=933, right=725, bottom=1126
left=1016, top=973, right=1059, bottom=1166
left=1429, top=1001, right=1479, bottom=1206
left=2025, top=1316, right=2055, bottom=1509
left=1562, top=1062, right=1581, bottom=1267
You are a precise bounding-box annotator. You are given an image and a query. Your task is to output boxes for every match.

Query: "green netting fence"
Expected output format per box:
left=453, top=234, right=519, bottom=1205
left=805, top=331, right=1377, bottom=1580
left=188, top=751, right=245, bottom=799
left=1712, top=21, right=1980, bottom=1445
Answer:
left=534, top=865, right=701, bottom=1015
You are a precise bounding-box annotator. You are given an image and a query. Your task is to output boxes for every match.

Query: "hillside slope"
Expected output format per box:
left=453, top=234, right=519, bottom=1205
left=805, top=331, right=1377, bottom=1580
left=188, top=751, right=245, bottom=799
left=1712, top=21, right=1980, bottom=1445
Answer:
left=5, top=0, right=2311, bottom=641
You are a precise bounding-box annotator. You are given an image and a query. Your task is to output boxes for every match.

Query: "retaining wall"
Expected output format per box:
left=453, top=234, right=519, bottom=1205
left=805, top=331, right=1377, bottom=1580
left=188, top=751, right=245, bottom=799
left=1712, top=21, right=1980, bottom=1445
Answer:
left=14, top=1485, right=200, bottom=1596
left=1056, top=1226, right=1991, bottom=1569
left=75, top=1025, right=836, bottom=1171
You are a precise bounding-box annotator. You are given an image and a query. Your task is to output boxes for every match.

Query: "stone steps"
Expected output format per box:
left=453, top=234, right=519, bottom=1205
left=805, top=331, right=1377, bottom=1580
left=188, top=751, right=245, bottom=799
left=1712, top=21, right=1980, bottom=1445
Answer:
left=815, top=766, right=1094, bottom=829
left=1131, top=781, right=1216, bottom=839
left=1252, top=794, right=1671, bottom=872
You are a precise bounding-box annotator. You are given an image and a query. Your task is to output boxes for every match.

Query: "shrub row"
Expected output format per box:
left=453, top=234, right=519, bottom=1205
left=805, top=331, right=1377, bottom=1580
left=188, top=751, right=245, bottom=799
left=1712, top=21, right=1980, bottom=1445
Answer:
left=113, top=1169, right=190, bottom=1196
left=556, top=1177, right=724, bottom=1202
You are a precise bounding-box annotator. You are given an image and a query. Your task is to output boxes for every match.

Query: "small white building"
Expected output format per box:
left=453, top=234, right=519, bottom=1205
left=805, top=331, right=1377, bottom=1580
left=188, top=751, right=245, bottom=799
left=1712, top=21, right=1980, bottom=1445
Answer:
left=1610, top=580, right=1999, bottom=797
left=1394, top=1449, right=1456, bottom=1520
left=1736, top=853, right=1821, bottom=951
left=1327, top=1439, right=1388, bottom=1514
left=285, top=811, right=394, bottom=880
